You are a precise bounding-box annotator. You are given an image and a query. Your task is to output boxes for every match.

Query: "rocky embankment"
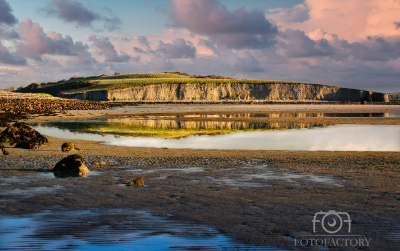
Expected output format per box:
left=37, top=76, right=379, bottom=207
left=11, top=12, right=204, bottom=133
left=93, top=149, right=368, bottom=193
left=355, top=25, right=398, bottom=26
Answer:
left=74, top=82, right=389, bottom=102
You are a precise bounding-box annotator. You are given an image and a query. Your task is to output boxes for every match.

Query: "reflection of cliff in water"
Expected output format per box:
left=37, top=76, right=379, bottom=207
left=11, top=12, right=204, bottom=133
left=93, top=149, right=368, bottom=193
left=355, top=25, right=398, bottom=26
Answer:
left=36, top=119, right=327, bottom=139
left=174, top=112, right=397, bottom=118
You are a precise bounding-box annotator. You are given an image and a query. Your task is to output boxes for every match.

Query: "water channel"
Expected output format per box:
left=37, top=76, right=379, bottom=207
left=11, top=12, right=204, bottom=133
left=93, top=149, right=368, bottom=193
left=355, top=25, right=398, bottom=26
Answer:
left=30, top=113, right=400, bottom=151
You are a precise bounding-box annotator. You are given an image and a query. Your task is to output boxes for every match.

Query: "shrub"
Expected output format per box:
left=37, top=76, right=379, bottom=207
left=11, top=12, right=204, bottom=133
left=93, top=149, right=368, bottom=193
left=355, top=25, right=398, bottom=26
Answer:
left=163, top=71, right=191, bottom=77
left=16, top=83, right=40, bottom=92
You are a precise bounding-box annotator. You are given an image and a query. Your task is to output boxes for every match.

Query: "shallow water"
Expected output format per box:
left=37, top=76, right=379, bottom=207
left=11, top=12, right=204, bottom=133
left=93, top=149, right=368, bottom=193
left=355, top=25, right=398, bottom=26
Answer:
left=127, top=166, right=344, bottom=188
left=0, top=172, right=54, bottom=185
left=0, top=171, right=102, bottom=199
left=387, top=231, right=400, bottom=242
left=0, top=171, right=101, bottom=185
left=0, top=210, right=283, bottom=250
left=32, top=121, right=400, bottom=151
left=32, top=119, right=326, bottom=138
left=0, top=185, right=64, bottom=198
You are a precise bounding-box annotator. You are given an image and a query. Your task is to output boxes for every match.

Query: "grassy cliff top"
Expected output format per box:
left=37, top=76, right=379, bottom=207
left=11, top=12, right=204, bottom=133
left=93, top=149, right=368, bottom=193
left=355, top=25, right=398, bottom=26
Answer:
left=16, top=72, right=304, bottom=97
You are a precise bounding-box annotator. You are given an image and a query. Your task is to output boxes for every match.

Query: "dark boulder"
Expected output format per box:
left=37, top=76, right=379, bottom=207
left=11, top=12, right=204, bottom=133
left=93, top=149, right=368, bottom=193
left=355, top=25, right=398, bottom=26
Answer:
left=53, top=154, right=89, bottom=177
left=15, top=142, right=38, bottom=150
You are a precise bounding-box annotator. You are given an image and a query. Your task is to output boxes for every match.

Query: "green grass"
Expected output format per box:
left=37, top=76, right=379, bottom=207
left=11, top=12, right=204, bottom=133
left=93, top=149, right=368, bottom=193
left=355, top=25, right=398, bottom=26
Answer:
left=99, top=73, right=189, bottom=80
left=33, top=93, right=53, bottom=97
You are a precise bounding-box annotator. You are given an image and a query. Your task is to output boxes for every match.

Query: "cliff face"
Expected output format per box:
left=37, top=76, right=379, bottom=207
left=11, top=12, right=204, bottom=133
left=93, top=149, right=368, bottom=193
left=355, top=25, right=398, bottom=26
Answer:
left=74, top=82, right=389, bottom=102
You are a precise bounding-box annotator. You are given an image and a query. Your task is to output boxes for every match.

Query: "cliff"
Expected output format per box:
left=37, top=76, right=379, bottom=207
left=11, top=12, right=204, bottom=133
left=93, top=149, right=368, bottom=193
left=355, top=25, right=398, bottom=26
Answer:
left=73, top=82, right=389, bottom=102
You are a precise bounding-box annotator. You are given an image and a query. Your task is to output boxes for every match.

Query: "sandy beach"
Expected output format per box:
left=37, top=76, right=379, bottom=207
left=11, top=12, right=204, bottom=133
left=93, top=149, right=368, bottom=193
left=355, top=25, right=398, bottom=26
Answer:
left=1, top=104, right=400, bottom=250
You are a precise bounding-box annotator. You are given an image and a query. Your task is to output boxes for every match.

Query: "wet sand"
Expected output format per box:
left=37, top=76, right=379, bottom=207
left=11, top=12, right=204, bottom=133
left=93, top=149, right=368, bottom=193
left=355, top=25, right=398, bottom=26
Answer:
left=1, top=104, right=400, bottom=250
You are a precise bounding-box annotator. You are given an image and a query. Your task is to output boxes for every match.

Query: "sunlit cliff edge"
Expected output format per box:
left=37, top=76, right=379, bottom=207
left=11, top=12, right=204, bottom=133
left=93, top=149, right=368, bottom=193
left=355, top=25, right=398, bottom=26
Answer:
left=74, top=82, right=388, bottom=102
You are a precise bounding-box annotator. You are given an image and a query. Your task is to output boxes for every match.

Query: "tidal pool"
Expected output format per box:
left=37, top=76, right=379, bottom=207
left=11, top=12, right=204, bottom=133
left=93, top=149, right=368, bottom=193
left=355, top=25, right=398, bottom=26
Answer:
left=31, top=119, right=400, bottom=151
left=31, top=119, right=326, bottom=139
left=0, top=210, right=283, bottom=250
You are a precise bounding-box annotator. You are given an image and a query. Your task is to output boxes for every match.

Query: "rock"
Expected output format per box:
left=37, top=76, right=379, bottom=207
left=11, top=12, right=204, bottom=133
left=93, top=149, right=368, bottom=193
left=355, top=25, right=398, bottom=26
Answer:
left=125, top=178, right=144, bottom=187
left=0, top=143, right=9, bottom=155
left=0, top=99, right=124, bottom=117
left=61, top=142, right=74, bottom=151
left=0, top=112, right=26, bottom=127
left=15, top=142, right=38, bottom=149
left=0, top=122, right=48, bottom=149
left=91, top=161, right=106, bottom=165
left=53, top=154, right=89, bottom=177
left=61, top=142, right=82, bottom=151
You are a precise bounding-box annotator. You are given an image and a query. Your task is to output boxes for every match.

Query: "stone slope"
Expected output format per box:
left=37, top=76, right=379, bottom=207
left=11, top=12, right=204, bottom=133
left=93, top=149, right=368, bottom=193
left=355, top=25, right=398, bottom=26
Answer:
left=73, top=82, right=389, bottom=102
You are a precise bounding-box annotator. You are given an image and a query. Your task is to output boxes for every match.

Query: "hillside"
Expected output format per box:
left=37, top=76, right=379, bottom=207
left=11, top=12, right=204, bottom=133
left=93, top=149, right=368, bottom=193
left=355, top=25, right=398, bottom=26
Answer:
left=16, top=72, right=239, bottom=96
left=16, top=72, right=389, bottom=102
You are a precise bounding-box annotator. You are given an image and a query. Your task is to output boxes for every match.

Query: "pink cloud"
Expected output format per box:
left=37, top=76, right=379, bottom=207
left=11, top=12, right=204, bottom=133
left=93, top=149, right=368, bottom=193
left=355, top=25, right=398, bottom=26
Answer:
left=269, top=0, right=400, bottom=42
left=17, top=18, right=93, bottom=64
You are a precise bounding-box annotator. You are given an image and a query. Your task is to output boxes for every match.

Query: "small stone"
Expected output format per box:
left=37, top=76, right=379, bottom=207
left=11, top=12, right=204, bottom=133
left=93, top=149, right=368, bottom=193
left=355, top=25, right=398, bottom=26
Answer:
left=91, top=161, right=106, bottom=165
left=126, top=178, right=144, bottom=187
left=61, top=142, right=82, bottom=151
left=61, top=142, right=75, bottom=151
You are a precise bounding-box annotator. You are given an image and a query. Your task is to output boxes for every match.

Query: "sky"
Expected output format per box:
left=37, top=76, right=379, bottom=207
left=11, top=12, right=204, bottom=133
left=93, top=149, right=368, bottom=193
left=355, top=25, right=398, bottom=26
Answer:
left=0, top=0, right=399, bottom=93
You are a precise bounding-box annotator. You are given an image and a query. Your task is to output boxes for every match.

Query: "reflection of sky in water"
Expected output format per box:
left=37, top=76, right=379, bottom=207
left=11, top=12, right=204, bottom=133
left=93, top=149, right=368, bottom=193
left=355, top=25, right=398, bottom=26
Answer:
left=32, top=124, right=400, bottom=151
left=0, top=185, right=64, bottom=198
left=0, top=210, right=283, bottom=250
left=174, top=112, right=400, bottom=118
left=387, top=232, right=400, bottom=242
left=202, top=172, right=343, bottom=188
left=128, top=166, right=344, bottom=187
